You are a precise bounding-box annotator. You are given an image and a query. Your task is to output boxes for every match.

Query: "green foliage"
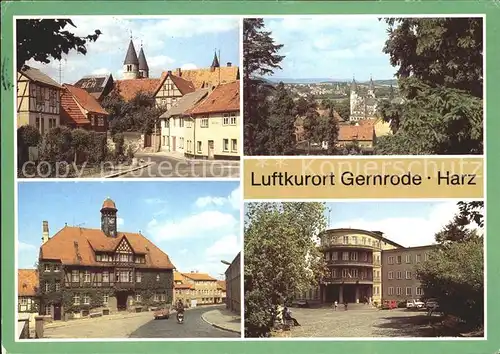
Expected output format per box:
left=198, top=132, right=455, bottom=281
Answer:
left=301, top=96, right=322, bottom=143
left=416, top=201, right=484, bottom=330
left=16, top=19, right=101, bottom=71
left=39, top=126, right=73, bottom=163
left=70, top=128, right=91, bottom=163
left=322, top=99, right=350, bottom=122
left=244, top=202, right=327, bottom=337
left=266, top=83, right=297, bottom=155
left=243, top=18, right=286, bottom=155
left=18, top=125, right=41, bottom=147
left=113, top=133, right=125, bottom=155
left=318, top=109, right=339, bottom=155
left=87, top=132, right=109, bottom=164
left=377, top=18, right=483, bottom=155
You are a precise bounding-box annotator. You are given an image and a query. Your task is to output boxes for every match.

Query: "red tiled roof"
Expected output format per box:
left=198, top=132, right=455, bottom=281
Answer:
left=18, top=269, right=38, bottom=297
left=156, top=66, right=239, bottom=92
left=63, top=84, right=108, bottom=115
left=101, top=198, right=117, bottom=210
left=338, top=124, right=375, bottom=142
left=114, top=78, right=161, bottom=101
left=181, top=272, right=217, bottom=281
left=170, top=74, right=196, bottom=95
left=187, top=81, right=239, bottom=115
left=61, top=88, right=90, bottom=126
left=40, top=226, right=175, bottom=270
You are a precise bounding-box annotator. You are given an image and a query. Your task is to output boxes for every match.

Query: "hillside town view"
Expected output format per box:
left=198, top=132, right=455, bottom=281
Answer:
left=16, top=17, right=241, bottom=178
left=244, top=201, right=484, bottom=338
left=17, top=182, right=241, bottom=339
left=243, top=17, right=483, bottom=156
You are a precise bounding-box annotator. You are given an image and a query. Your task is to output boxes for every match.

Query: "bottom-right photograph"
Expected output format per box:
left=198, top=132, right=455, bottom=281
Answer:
left=243, top=201, right=485, bottom=339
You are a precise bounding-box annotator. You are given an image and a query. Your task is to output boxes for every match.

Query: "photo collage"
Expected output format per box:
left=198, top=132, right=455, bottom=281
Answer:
left=14, top=14, right=484, bottom=342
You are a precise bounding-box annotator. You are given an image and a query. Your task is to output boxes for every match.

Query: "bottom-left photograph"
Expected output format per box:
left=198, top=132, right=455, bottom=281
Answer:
left=16, top=181, right=242, bottom=339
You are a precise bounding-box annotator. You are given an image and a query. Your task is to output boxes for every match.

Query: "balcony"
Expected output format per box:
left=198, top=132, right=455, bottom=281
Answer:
left=320, top=243, right=376, bottom=252
left=327, top=259, right=373, bottom=267
left=322, top=276, right=373, bottom=284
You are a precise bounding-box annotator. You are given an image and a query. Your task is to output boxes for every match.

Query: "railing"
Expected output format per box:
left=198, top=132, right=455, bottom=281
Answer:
left=327, top=259, right=373, bottom=266
left=322, top=276, right=373, bottom=283
left=320, top=243, right=377, bottom=251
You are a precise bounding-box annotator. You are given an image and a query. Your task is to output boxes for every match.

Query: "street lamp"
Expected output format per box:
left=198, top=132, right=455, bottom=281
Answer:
left=221, top=260, right=231, bottom=266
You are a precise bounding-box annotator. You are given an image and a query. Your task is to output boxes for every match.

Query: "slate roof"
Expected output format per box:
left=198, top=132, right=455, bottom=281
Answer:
left=19, top=66, right=62, bottom=89
left=123, top=40, right=139, bottom=65
left=138, top=47, right=149, bottom=71
left=160, top=89, right=209, bottom=119
left=73, top=74, right=114, bottom=99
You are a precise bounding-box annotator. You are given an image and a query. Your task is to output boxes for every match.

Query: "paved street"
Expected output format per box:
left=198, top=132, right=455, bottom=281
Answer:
left=120, top=154, right=240, bottom=178
left=43, top=305, right=238, bottom=339
left=278, top=306, right=439, bottom=338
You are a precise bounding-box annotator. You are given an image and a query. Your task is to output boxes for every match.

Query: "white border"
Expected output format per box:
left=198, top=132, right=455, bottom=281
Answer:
left=13, top=13, right=487, bottom=343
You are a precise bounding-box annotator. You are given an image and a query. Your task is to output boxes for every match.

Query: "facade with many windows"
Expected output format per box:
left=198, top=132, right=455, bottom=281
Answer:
left=38, top=198, right=175, bottom=320
left=381, top=245, right=436, bottom=303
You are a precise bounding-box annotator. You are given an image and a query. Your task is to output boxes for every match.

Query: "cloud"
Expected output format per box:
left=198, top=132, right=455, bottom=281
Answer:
left=194, top=186, right=240, bottom=209
left=330, top=202, right=482, bottom=247
left=18, top=241, right=36, bottom=251
left=147, top=210, right=238, bottom=242
left=144, top=198, right=167, bottom=205
left=91, top=67, right=111, bottom=75
left=205, top=234, right=241, bottom=262
left=18, top=241, right=39, bottom=269
left=117, top=218, right=124, bottom=226
left=181, top=63, right=198, bottom=70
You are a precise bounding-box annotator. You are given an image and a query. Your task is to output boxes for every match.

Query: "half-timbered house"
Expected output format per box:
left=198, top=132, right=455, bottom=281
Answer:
left=38, top=198, right=175, bottom=320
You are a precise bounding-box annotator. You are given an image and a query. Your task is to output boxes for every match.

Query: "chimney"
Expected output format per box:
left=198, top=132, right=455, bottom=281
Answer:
left=42, top=221, right=49, bottom=244
left=227, top=62, right=232, bottom=67
left=167, top=70, right=172, bottom=75
left=176, top=68, right=182, bottom=76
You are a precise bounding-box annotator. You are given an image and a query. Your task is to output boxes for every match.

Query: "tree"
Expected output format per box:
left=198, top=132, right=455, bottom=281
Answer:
left=243, top=18, right=285, bottom=155
left=335, top=99, right=351, bottom=122
left=70, top=128, right=91, bottom=164
left=416, top=201, right=484, bottom=331
left=17, top=19, right=101, bottom=70
left=244, top=202, right=327, bottom=337
left=301, top=95, right=322, bottom=144
left=377, top=18, right=483, bottom=155
left=266, top=83, right=297, bottom=155
left=319, top=109, right=339, bottom=155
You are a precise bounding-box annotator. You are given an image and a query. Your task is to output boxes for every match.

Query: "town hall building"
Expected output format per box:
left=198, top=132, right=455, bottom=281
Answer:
left=38, top=198, right=175, bottom=320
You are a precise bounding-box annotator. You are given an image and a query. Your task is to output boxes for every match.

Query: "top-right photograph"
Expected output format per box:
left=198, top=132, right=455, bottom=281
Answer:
left=243, top=16, right=484, bottom=156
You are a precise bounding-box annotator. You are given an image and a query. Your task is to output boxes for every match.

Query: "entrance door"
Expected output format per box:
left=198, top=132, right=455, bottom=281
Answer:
left=208, top=140, right=214, bottom=159
left=144, top=134, right=152, bottom=148
left=53, top=303, right=62, bottom=321
left=172, top=136, right=176, bottom=151
left=116, top=292, right=128, bottom=311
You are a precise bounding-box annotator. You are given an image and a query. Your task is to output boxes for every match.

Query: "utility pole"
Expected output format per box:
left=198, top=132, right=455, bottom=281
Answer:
left=327, top=207, right=332, bottom=226
left=58, top=60, right=62, bottom=84
left=218, top=49, right=221, bottom=86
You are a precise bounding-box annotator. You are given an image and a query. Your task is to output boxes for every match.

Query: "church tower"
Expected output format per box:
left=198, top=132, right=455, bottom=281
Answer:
left=368, top=75, right=375, bottom=98
left=101, top=198, right=118, bottom=238
left=349, top=76, right=358, bottom=118
left=123, top=38, right=139, bottom=80
left=210, top=50, right=220, bottom=72
left=138, top=43, right=149, bottom=78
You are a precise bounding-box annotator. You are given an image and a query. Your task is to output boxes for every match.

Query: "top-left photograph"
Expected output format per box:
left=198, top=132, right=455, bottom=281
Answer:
left=16, top=16, right=241, bottom=179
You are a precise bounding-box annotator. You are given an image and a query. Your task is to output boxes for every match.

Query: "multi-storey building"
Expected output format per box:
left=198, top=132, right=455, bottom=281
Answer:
left=173, top=271, right=195, bottom=306
left=181, top=272, right=223, bottom=305
left=318, top=228, right=403, bottom=305
left=17, top=66, right=62, bottom=133
left=224, top=252, right=240, bottom=314
left=18, top=269, right=39, bottom=313
left=38, top=198, right=175, bottom=320
left=382, top=245, right=436, bottom=302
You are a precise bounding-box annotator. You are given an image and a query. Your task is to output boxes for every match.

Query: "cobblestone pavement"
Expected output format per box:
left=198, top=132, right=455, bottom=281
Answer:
left=202, top=308, right=241, bottom=333
left=43, top=305, right=238, bottom=338
left=283, top=307, right=438, bottom=338
left=129, top=305, right=239, bottom=338
left=121, top=154, right=240, bottom=178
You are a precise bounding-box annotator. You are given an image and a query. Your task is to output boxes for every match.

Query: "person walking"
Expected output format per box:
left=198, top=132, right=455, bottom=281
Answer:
left=333, top=300, right=338, bottom=311
left=344, top=301, right=348, bottom=311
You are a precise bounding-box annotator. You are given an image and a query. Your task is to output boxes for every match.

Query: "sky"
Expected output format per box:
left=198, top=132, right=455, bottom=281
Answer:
left=263, top=16, right=396, bottom=81
left=325, top=201, right=483, bottom=247
left=23, top=16, right=240, bottom=84
left=17, top=181, right=241, bottom=279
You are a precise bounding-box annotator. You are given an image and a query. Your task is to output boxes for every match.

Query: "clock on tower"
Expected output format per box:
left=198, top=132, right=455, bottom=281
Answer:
left=100, top=197, right=118, bottom=238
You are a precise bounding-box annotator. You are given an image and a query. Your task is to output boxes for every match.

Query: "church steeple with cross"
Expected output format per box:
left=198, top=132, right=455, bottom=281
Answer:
left=122, top=32, right=149, bottom=80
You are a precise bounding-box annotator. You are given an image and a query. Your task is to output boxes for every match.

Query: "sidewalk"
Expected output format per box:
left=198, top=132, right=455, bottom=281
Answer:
left=87, top=160, right=154, bottom=178
left=139, top=151, right=241, bottom=165
left=201, top=308, right=241, bottom=334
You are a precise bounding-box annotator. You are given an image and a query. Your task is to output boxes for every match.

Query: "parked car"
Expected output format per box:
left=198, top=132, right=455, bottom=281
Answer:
left=153, top=308, right=170, bottom=320
left=406, top=299, right=425, bottom=309
left=382, top=300, right=397, bottom=310
left=425, top=298, right=439, bottom=310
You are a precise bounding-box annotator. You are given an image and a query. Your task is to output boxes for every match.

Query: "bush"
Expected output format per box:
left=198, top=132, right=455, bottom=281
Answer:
left=71, top=128, right=91, bottom=163
left=39, top=126, right=73, bottom=163
left=87, top=132, right=109, bottom=164
left=17, top=125, right=42, bottom=165
left=113, top=133, right=125, bottom=156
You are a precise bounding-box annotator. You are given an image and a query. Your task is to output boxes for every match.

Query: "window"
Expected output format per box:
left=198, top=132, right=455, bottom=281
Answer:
left=388, top=256, right=394, bottom=264
left=119, top=271, right=130, bottom=283
left=44, top=264, right=50, bottom=272
left=230, top=113, right=237, bottom=125
left=416, top=254, right=422, bottom=263
left=96, top=254, right=102, bottom=261
left=424, top=253, right=430, bottom=261
left=135, top=294, right=142, bottom=302
left=161, top=293, right=166, bottom=301
left=45, top=282, right=50, bottom=292
left=362, top=237, right=366, bottom=245
left=119, top=254, right=128, bottom=262
left=136, top=271, right=142, bottom=283
left=396, top=287, right=402, bottom=295
left=388, top=287, right=394, bottom=295
left=83, top=294, right=90, bottom=305
left=325, top=252, right=330, bottom=261
left=72, top=270, right=79, bottom=282
left=350, top=252, right=358, bottom=261
left=406, top=287, right=412, bottom=296
left=416, top=287, right=424, bottom=296
left=103, top=294, right=109, bottom=305
left=200, top=117, right=209, bottom=128
left=342, top=252, right=349, bottom=261
left=73, top=294, right=80, bottom=305
left=55, top=280, right=61, bottom=292
left=197, top=141, right=202, bottom=153
left=41, top=118, right=45, bottom=134
left=223, top=113, right=230, bottom=125
left=351, top=269, right=358, bottom=278
left=84, top=271, right=91, bottom=282
left=102, top=254, right=109, bottom=262
left=36, top=118, right=41, bottom=132
left=231, top=139, right=237, bottom=152
left=405, top=271, right=411, bottom=279
left=343, top=236, right=349, bottom=244
left=103, top=271, right=109, bottom=282
left=154, top=293, right=159, bottom=301
left=98, top=117, right=104, bottom=126
left=45, top=306, right=52, bottom=316
left=156, top=274, right=160, bottom=282
left=388, top=271, right=394, bottom=279
left=396, top=271, right=402, bottom=279
left=223, top=139, right=229, bottom=152
left=374, top=286, right=379, bottom=295
left=352, top=236, right=357, bottom=244
left=342, top=269, right=349, bottom=278
left=396, top=256, right=402, bottom=264
left=405, top=254, right=411, bottom=263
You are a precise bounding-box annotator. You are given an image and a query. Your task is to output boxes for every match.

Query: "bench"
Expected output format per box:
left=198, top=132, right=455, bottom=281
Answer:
left=90, top=312, right=103, bottom=318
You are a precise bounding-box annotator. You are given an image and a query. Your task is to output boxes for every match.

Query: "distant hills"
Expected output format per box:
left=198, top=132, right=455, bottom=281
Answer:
left=266, top=77, right=398, bottom=86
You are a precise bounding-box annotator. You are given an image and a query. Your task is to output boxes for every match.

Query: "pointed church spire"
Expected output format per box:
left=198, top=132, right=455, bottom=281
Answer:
left=369, top=74, right=374, bottom=90
left=350, top=75, right=357, bottom=91
left=211, top=50, right=220, bottom=69
left=123, top=39, right=139, bottom=65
